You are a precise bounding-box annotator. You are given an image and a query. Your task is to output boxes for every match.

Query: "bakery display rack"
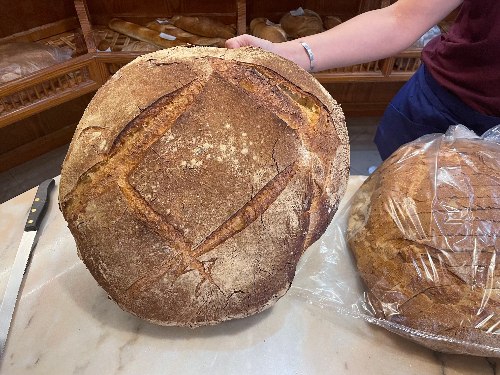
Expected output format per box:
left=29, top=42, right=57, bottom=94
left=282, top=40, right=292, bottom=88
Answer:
left=0, top=0, right=459, bottom=172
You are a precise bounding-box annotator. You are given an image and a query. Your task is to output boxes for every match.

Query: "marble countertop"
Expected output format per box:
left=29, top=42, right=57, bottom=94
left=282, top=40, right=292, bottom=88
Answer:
left=0, top=176, right=498, bottom=375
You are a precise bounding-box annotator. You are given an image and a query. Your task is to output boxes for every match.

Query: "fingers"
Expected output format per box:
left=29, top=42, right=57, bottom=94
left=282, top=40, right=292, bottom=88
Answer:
left=225, top=34, right=275, bottom=52
left=225, top=37, right=245, bottom=49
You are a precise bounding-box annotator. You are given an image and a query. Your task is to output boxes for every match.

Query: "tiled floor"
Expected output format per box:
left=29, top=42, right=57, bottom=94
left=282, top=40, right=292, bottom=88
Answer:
left=346, top=117, right=382, bottom=175
left=0, top=117, right=382, bottom=204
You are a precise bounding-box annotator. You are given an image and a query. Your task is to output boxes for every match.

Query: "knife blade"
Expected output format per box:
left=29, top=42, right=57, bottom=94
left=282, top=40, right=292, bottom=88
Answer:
left=0, top=178, right=55, bottom=358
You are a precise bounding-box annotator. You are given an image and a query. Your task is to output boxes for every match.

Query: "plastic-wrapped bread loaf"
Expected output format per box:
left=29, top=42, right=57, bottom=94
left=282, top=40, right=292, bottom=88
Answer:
left=0, top=42, right=72, bottom=83
left=146, top=21, right=226, bottom=47
left=108, top=19, right=187, bottom=49
left=168, top=15, right=236, bottom=39
left=280, top=8, right=324, bottom=39
left=347, top=125, right=500, bottom=356
left=249, top=18, right=287, bottom=43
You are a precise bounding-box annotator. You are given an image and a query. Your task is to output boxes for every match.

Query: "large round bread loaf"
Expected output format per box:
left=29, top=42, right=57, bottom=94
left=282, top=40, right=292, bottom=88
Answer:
left=347, top=136, right=500, bottom=355
left=59, top=46, right=349, bottom=327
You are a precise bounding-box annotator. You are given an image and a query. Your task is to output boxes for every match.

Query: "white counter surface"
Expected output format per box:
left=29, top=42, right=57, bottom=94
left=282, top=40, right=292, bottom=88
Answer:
left=1, top=176, right=498, bottom=374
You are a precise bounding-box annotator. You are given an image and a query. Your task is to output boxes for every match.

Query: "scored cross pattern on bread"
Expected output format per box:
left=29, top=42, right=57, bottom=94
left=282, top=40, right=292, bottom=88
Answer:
left=59, top=47, right=349, bottom=327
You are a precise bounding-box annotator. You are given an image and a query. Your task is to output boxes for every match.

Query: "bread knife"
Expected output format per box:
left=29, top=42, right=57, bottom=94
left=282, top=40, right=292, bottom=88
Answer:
left=0, top=178, right=55, bottom=358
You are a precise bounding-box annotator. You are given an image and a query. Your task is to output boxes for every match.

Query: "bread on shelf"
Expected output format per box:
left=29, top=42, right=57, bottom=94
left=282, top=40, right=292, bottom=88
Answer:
left=323, top=16, right=342, bottom=30
left=168, top=15, right=236, bottom=39
left=146, top=21, right=226, bottom=47
left=108, top=18, right=187, bottom=49
left=280, top=8, right=324, bottom=39
left=249, top=18, right=287, bottom=43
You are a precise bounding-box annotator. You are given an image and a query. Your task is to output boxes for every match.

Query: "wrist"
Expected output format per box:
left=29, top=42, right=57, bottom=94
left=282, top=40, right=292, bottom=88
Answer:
left=298, top=42, right=314, bottom=72
left=273, top=42, right=312, bottom=72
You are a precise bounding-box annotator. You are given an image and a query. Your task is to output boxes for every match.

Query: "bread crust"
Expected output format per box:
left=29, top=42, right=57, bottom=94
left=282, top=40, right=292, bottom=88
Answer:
left=347, top=139, right=500, bottom=355
left=59, top=46, right=349, bottom=327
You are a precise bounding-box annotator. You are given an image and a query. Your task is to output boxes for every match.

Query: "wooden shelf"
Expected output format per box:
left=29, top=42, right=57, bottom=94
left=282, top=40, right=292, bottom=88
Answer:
left=0, top=0, right=460, bottom=171
left=0, top=0, right=420, bottom=129
left=0, top=55, right=102, bottom=127
left=0, top=0, right=429, bottom=129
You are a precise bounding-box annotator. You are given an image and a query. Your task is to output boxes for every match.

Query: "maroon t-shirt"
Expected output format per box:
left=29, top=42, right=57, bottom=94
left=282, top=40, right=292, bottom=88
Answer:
left=421, top=0, right=500, bottom=117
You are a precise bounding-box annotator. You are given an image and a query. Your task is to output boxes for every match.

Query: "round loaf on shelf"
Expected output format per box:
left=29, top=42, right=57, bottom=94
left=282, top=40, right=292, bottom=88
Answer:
left=347, top=137, right=500, bottom=355
left=324, top=16, right=342, bottom=30
left=280, top=9, right=324, bottom=39
left=249, top=18, right=287, bottom=43
left=59, top=46, right=349, bottom=327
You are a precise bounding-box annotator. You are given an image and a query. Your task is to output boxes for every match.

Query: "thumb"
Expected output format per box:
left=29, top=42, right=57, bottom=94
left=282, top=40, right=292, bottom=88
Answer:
left=225, top=34, right=274, bottom=51
left=225, top=36, right=246, bottom=49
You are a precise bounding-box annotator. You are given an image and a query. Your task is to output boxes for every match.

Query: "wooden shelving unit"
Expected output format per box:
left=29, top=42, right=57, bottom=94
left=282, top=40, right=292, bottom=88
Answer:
left=0, top=0, right=429, bottom=128
left=0, top=0, right=459, bottom=172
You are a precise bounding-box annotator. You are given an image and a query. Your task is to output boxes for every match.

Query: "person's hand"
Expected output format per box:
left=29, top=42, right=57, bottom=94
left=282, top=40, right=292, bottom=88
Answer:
left=225, top=34, right=310, bottom=72
left=225, top=34, right=277, bottom=54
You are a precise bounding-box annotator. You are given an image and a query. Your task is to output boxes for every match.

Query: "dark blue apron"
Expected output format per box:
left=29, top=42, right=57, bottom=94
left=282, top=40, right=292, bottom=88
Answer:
left=374, top=64, right=500, bottom=160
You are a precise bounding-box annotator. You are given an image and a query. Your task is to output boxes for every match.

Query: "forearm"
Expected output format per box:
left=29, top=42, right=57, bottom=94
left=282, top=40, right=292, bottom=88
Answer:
left=275, top=9, right=409, bottom=71
left=273, top=0, right=462, bottom=72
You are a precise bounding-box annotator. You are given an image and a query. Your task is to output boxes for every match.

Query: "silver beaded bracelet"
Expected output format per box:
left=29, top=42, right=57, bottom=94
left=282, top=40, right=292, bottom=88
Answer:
left=299, top=42, right=315, bottom=73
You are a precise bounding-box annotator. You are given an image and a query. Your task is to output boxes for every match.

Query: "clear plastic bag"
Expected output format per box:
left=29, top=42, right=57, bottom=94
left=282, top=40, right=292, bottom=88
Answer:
left=412, top=25, right=442, bottom=47
left=291, top=125, right=500, bottom=356
left=0, top=42, right=73, bottom=83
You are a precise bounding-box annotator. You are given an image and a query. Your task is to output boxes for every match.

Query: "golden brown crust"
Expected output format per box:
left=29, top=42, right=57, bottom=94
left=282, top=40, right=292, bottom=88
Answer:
left=59, top=46, right=349, bottom=327
left=347, top=139, right=500, bottom=355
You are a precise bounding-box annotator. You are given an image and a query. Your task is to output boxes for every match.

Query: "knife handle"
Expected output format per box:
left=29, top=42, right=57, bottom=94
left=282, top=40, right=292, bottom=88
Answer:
left=25, top=179, right=55, bottom=232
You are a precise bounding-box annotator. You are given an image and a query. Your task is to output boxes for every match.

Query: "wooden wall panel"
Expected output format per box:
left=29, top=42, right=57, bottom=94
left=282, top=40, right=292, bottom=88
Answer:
left=86, top=0, right=237, bottom=26
left=0, top=123, right=75, bottom=173
left=85, top=0, right=172, bottom=17
left=0, top=0, right=77, bottom=38
left=247, top=0, right=366, bottom=22
left=0, top=92, right=94, bottom=172
left=180, top=0, right=236, bottom=14
left=323, top=81, right=405, bottom=116
left=0, top=92, right=94, bottom=153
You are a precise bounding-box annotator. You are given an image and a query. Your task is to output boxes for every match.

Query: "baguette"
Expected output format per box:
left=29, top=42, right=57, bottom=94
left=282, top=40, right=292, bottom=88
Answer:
left=249, top=18, right=287, bottom=43
left=146, top=21, right=226, bottom=47
left=168, top=15, right=236, bottom=39
left=108, top=18, right=187, bottom=49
